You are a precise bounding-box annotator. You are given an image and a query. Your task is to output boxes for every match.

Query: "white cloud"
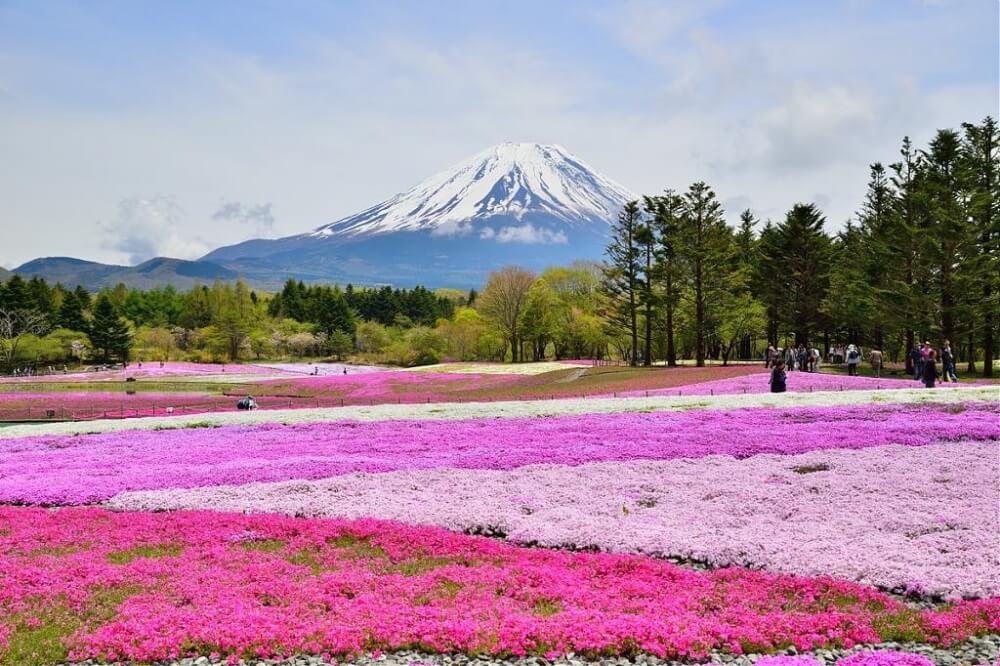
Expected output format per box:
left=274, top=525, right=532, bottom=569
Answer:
left=495, top=224, right=568, bottom=245
left=100, top=196, right=209, bottom=264
left=429, top=219, right=475, bottom=237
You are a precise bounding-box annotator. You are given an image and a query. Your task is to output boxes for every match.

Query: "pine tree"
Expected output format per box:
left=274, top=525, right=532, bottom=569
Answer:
left=55, top=290, right=89, bottom=332
left=89, top=294, right=132, bottom=363
left=602, top=201, right=642, bottom=366
left=921, top=129, right=971, bottom=352
left=775, top=203, right=832, bottom=346
left=961, top=116, right=999, bottom=377
left=676, top=182, right=732, bottom=366
left=646, top=191, right=684, bottom=366
left=857, top=162, right=897, bottom=350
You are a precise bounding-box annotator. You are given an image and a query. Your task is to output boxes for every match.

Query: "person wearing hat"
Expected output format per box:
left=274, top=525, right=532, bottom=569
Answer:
left=846, top=344, right=861, bottom=376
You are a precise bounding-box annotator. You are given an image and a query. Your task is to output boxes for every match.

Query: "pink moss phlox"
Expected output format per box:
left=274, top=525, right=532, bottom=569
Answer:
left=1, top=507, right=997, bottom=663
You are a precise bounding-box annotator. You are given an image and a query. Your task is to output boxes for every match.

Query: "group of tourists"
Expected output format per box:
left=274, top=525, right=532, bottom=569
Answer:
left=911, top=340, right=958, bottom=388
left=764, top=345, right=821, bottom=373
left=765, top=338, right=959, bottom=393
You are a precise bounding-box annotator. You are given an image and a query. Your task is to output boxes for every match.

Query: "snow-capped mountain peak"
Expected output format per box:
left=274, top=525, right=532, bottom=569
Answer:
left=309, top=142, right=635, bottom=239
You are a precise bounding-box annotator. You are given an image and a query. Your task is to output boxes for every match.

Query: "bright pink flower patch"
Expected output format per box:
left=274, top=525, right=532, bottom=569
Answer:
left=0, top=507, right=996, bottom=663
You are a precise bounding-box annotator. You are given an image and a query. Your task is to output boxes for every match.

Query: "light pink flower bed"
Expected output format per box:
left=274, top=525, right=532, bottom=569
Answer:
left=110, top=440, right=1000, bottom=600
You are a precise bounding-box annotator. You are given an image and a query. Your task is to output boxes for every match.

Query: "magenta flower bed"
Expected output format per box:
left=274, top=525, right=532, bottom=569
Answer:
left=0, top=361, right=288, bottom=384
left=612, top=371, right=981, bottom=397
left=2, top=402, right=996, bottom=506
left=0, top=390, right=220, bottom=419
left=1, top=507, right=996, bottom=663
left=262, top=370, right=521, bottom=399
left=110, top=440, right=1000, bottom=600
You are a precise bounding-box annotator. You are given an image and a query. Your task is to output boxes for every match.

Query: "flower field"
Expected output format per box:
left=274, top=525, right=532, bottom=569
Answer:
left=0, top=366, right=997, bottom=665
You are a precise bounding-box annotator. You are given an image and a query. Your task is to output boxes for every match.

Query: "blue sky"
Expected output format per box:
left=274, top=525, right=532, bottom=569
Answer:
left=1, top=0, right=997, bottom=266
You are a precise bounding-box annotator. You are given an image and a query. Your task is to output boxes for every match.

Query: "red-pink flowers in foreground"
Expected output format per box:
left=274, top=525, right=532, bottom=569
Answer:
left=1, top=507, right=998, bottom=663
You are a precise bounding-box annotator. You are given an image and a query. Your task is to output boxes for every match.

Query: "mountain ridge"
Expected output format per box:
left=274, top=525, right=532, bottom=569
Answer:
left=16, top=143, right=634, bottom=290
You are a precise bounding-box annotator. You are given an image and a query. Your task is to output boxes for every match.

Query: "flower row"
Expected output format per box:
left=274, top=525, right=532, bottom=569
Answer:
left=1, top=507, right=997, bottom=664
left=3, top=401, right=996, bottom=505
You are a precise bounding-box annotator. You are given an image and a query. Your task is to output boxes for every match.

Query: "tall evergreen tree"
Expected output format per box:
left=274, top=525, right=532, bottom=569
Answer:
left=646, top=191, right=684, bottom=366
left=635, top=218, right=656, bottom=366
left=888, top=137, right=928, bottom=371
left=676, top=182, right=731, bottom=366
left=754, top=221, right=784, bottom=346
left=89, top=294, right=132, bottom=363
left=775, top=203, right=832, bottom=346
left=55, top=290, right=89, bottom=332
left=857, top=162, right=897, bottom=350
left=961, top=116, right=999, bottom=377
left=921, top=129, right=971, bottom=352
left=602, top=201, right=642, bottom=366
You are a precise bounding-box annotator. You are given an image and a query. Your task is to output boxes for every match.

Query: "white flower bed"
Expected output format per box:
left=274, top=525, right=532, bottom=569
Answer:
left=1, top=385, right=994, bottom=439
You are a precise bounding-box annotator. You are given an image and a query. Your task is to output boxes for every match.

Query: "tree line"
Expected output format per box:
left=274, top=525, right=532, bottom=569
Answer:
left=599, top=117, right=998, bottom=376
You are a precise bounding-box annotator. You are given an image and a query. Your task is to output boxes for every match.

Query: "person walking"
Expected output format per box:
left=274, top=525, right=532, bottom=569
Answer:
left=869, top=348, right=883, bottom=378
left=769, top=359, right=787, bottom=393
left=784, top=345, right=796, bottom=371
left=911, top=344, right=923, bottom=381
left=922, top=349, right=939, bottom=388
left=845, top=344, right=861, bottom=376
left=797, top=345, right=807, bottom=372
left=809, top=347, right=821, bottom=372
left=765, top=344, right=775, bottom=368
left=941, top=340, right=958, bottom=383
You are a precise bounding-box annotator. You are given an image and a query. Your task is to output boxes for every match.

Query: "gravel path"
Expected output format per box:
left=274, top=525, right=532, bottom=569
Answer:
left=61, top=634, right=1000, bottom=666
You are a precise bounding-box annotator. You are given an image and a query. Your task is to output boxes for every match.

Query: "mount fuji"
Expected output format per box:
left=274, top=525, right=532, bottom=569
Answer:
left=202, top=143, right=635, bottom=287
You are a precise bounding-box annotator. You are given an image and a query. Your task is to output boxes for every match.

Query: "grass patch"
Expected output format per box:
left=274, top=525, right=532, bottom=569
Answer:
left=106, top=542, right=182, bottom=564
left=791, top=463, right=831, bottom=474
left=394, top=555, right=469, bottom=576
left=327, top=534, right=388, bottom=561
left=286, top=547, right=332, bottom=575
left=2, top=586, right=139, bottom=666
left=872, top=608, right=927, bottom=642
left=27, top=545, right=86, bottom=558
left=238, top=538, right=286, bottom=553
left=532, top=597, right=563, bottom=617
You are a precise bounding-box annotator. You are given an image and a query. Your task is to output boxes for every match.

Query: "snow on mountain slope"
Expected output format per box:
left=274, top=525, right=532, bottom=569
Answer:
left=308, top=143, right=635, bottom=240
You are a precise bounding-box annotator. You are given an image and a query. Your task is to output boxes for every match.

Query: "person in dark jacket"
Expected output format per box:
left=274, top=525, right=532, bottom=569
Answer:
left=910, top=344, right=922, bottom=380
left=769, top=359, right=787, bottom=393
left=941, top=340, right=958, bottom=383
left=922, top=349, right=939, bottom=388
